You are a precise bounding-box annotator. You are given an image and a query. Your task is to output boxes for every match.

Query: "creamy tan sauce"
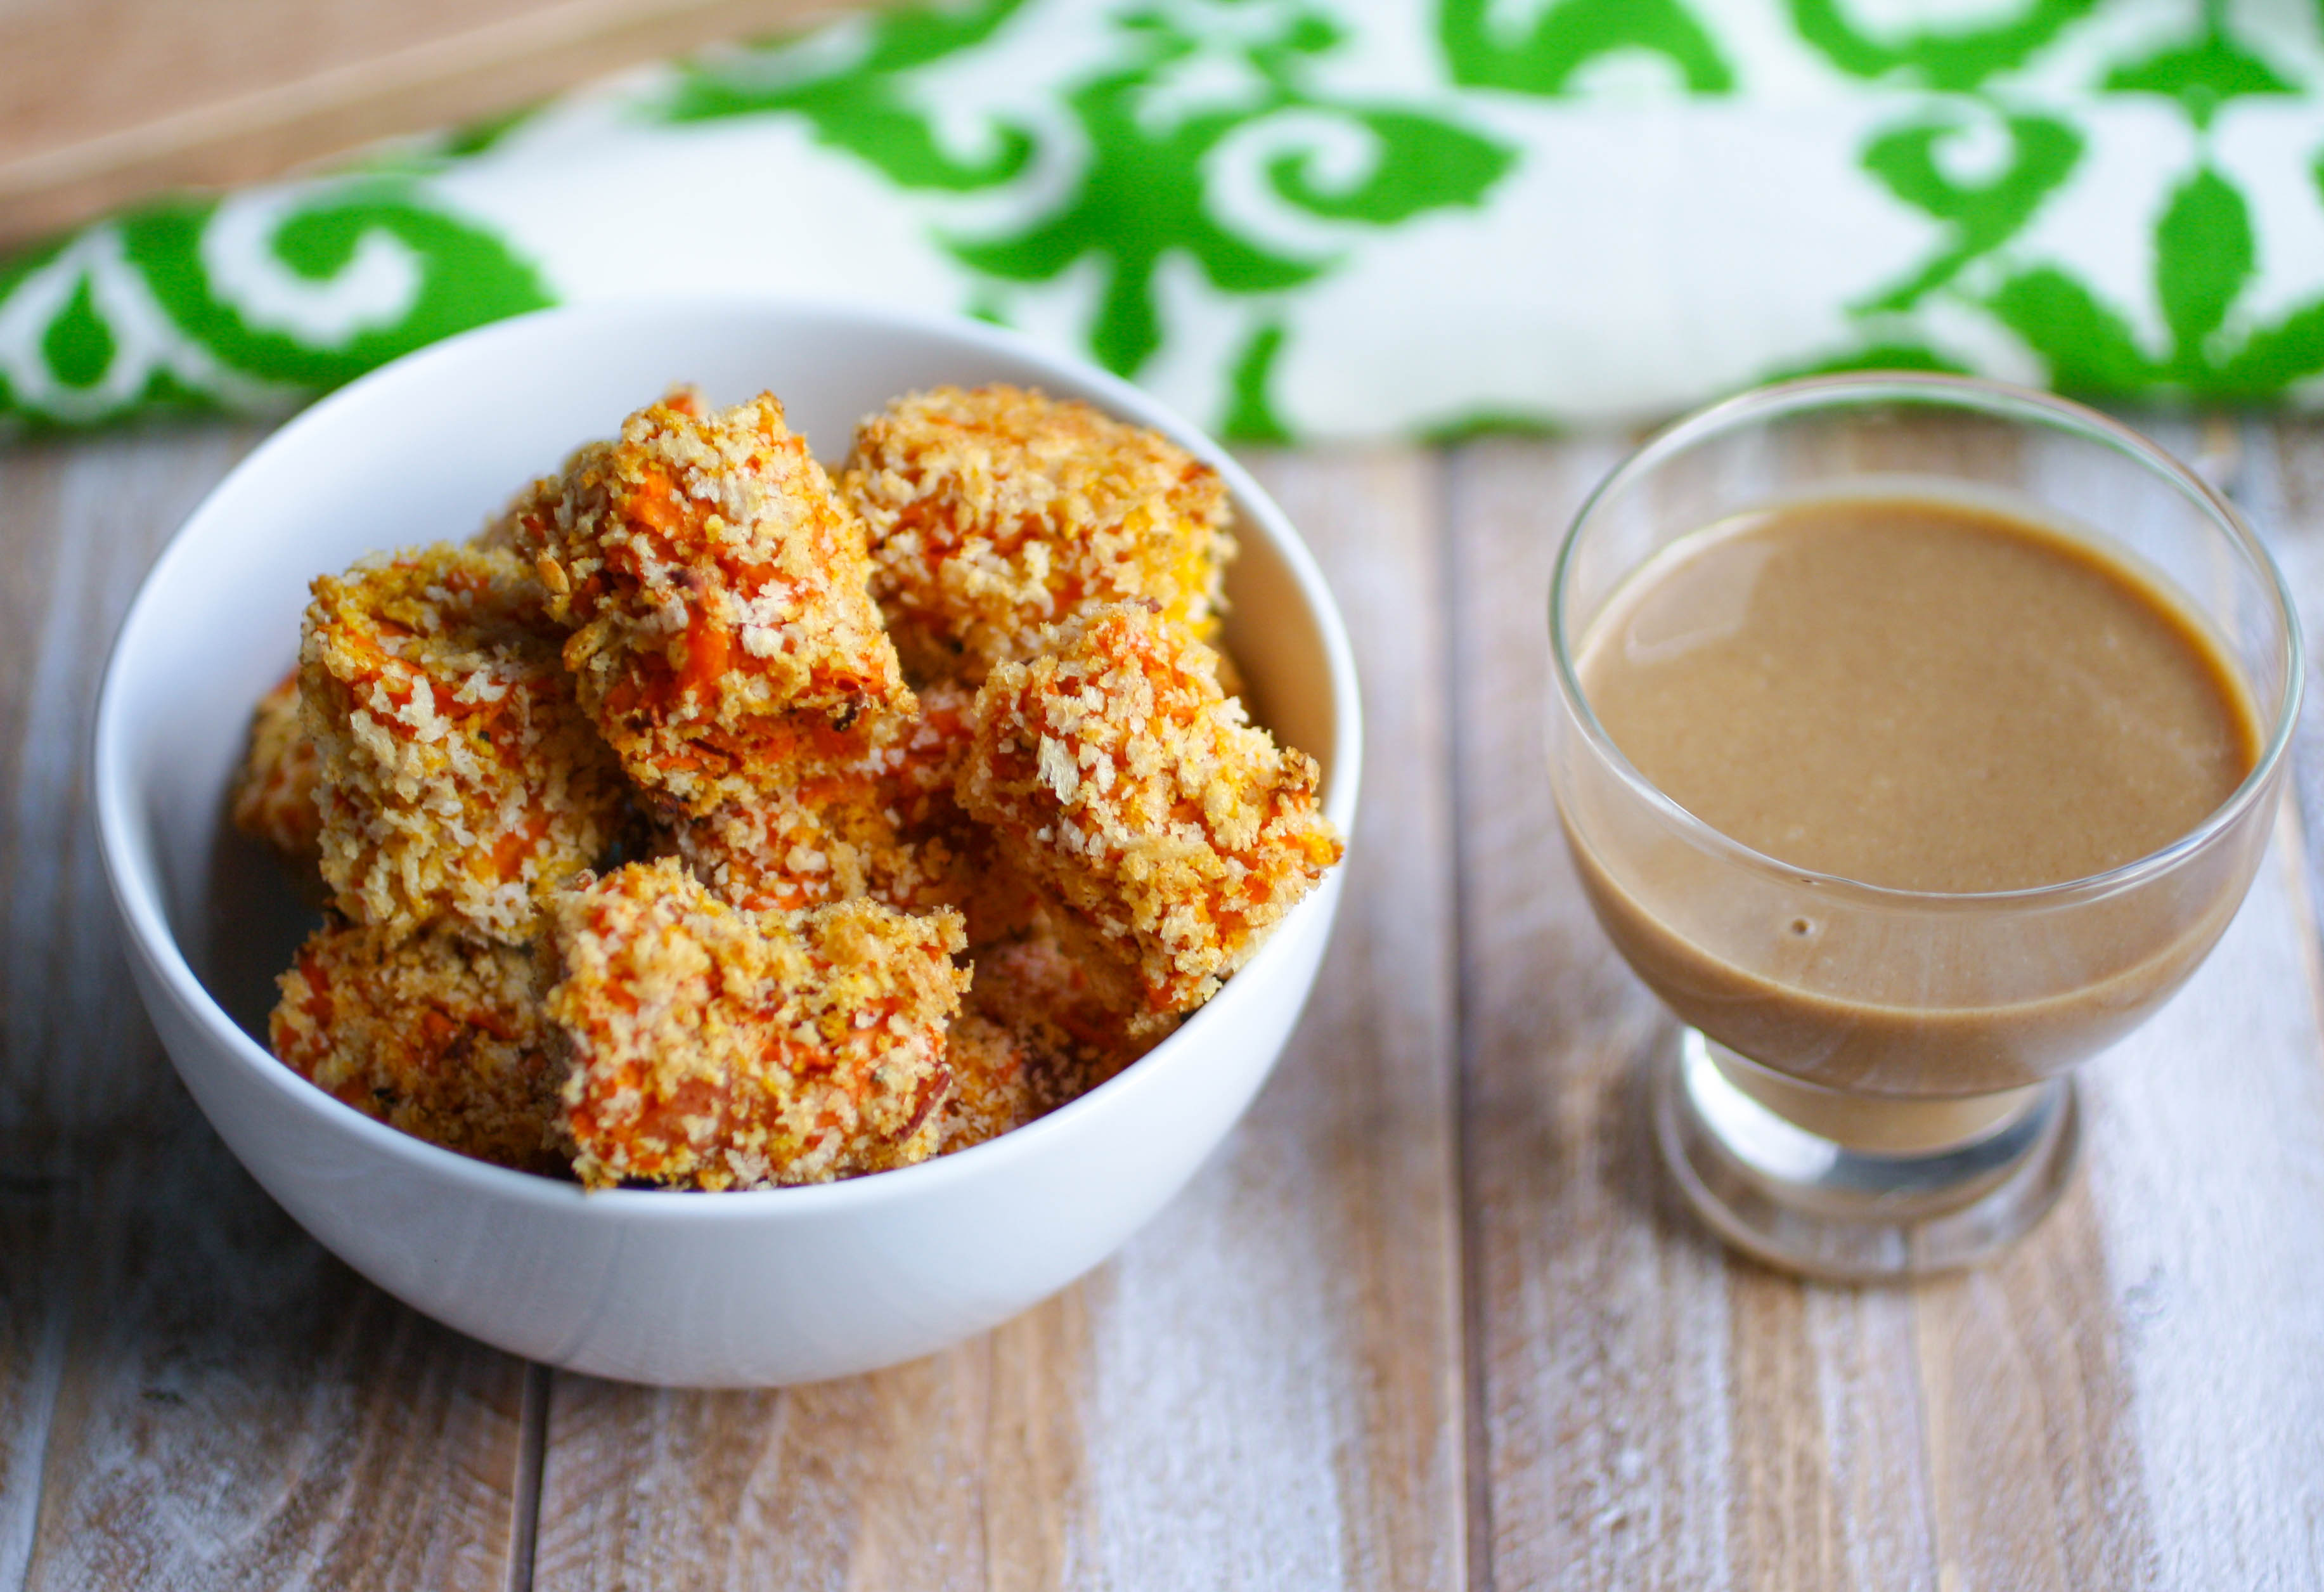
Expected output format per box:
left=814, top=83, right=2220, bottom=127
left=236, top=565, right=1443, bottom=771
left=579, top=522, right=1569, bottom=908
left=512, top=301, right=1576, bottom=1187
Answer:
left=1563, top=494, right=2269, bottom=1104
left=1578, top=495, right=2258, bottom=893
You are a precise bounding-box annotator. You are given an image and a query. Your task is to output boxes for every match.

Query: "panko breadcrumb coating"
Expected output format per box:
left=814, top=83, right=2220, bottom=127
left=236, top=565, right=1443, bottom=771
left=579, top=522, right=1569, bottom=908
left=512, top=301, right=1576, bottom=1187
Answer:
left=544, top=859, right=967, bottom=1189
left=513, top=391, right=913, bottom=813
left=668, top=778, right=958, bottom=917
left=659, top=680, right=967, bottom=917
left=231, top=671, right=324, bottom=876
left=301, top=543, right=626, bottom=943
left=844, top=385, right=1235, bottom=683
left=864, top=676, right=980, bottom=834
left=671, top=676, right=1005, bottom=924
left=270, top=923, right=565, bottom=1173
left=959, top=602, right=1343, bottom=1016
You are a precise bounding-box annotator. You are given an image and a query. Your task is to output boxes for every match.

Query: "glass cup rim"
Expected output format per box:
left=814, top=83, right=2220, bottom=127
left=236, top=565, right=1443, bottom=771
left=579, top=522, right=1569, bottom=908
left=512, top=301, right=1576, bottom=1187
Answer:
left=1547, top=370, right=2306, bottom=910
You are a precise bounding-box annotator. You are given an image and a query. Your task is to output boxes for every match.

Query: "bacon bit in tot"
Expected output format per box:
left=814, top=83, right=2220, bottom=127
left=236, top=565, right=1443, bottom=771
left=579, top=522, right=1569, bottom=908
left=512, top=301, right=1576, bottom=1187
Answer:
left=843, top=385, right=1235, bottom=685
left=512, top=391, right=913, bottom=813
left=231, top=670, right=324, bottom=877
left=543, top=858, right=968, bottom=1190
left=300, top=543, right=627, bottom=944
left=270, top=923, right=567, bottom=1174
left=959, top=602, right=1343, bottom=1018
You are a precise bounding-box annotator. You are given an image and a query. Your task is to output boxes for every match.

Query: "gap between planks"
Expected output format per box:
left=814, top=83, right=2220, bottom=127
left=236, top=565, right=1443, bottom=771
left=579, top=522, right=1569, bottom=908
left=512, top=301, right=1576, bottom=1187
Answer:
left=1438, top=441, right=1495, bottom=1592
left=508, top=1361, right=553, bottom=1592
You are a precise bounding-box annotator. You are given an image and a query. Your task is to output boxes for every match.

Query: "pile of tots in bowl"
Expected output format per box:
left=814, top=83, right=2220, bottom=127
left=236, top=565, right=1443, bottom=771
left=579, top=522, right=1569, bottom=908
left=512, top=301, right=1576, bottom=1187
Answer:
left=231, top=384, right=1344, bottom=1191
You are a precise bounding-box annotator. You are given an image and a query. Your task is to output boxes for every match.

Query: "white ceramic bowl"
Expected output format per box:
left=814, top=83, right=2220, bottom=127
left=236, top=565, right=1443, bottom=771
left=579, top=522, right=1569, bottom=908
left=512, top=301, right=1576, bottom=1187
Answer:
left=94, top=297, right=1360, bottom=1387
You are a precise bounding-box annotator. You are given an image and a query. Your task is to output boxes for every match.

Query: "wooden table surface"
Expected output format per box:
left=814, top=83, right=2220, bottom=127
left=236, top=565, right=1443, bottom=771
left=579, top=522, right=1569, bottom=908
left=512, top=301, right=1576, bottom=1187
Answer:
left=0, top=0, right=850, bottom=249
left=4, top=415, right=2323, bottom=1589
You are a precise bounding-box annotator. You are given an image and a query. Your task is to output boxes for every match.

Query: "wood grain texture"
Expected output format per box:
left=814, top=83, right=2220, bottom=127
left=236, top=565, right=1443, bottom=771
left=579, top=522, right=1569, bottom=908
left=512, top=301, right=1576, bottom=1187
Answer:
left=533, top=1297, right=1097, bottom=1591
left=2249, top=416, right=2324, bottom=943
left=0, top=427, right=259, bottom=1129
left=0, top=0, right=860, bottom=247
left=529, top=446, right=1468, bottom=1591
left=1910, top=1182, right=2152, bottom=1591
left=1446, top=436, right=1757, bottom=1590
left=2078, top=418, right=2324, bottom=1589
left=11, top=1118, right=532, bottom=1592
left=0, top=427, right=532, bottom=1592
left=536, top=1340, right=1016, bottom=1590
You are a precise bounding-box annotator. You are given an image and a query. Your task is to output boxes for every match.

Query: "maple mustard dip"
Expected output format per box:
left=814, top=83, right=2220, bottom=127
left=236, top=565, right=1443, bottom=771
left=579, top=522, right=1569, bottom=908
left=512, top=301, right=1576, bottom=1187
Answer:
left=1563, top=491, right=2266, bottom=1106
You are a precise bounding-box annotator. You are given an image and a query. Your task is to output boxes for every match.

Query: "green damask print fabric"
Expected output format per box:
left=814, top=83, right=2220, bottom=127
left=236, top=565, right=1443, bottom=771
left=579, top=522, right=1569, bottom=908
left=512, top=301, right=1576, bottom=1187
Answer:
left=6, top=0, right=2324, bottom=439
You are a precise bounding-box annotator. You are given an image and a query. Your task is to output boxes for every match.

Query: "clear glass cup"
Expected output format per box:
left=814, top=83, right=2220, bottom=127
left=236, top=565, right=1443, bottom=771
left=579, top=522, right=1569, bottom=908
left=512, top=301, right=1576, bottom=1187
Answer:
left=1546, top=374, right=2303, bottom=1279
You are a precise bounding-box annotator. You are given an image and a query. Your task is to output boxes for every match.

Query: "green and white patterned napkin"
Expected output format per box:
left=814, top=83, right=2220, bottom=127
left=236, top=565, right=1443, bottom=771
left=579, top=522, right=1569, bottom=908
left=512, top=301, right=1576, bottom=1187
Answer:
left=5, top=0, right=2322, bottom=439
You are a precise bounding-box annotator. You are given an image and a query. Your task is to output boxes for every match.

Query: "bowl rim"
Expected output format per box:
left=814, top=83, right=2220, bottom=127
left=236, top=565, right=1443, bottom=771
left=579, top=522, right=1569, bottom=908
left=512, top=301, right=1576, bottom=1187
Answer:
left=93, top=292, right=1364, bottom=1220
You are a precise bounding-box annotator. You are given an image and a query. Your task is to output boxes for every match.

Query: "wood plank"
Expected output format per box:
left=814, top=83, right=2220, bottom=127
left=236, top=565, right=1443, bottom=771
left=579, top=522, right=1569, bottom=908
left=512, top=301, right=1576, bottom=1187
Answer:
left=2055, top=416, right=2324, bottom=1586
left=532, top=446, right=1467, bottom=1589
left=1447, top=436, right=1942, bottom=1589
left=1909, top=1179, right=2152, bottom=1590
left=1448, top=434, right=1741, bottom=1589
left=535, top=1341, right=1003, bottom=1591
left=1895, top=415, right=2245, bottom=1592
left=534, top=1304, right=1097, bottom=1589
left=2247, top=415, right=2324, bottom=935
left=0, top=427, right=259, bottom=1128
left=2067, top=801, right=2324, bottom=1586
left=11, top=1118, right=534, bottom=1591
left=0, top=0, right=860, bottom=249
left=0, top=424, right=534, bottom=1591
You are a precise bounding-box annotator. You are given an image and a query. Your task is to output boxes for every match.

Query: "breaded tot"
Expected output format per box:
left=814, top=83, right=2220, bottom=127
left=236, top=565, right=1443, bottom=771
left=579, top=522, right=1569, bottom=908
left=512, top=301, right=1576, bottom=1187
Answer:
left=843, top=385, right=1235, bottom=683
left=514, top=391, right=912, bottom=813
left=663, top=680, right=978, bottom=917
left=941, top=912, right=1170, bottom=1153
left=959, top=603, right=1343, bottom=1015
left=667, top=779, right=957, bottom=917
left=301, top=543, right=626, bottom=943
left=231, top=670, right=324, bottom=876
left=270, top=922, right=565, bottom=1173
left=938, top=1013, right=1041, bottom=1152
left=544, top=859, right=968, bottom=1189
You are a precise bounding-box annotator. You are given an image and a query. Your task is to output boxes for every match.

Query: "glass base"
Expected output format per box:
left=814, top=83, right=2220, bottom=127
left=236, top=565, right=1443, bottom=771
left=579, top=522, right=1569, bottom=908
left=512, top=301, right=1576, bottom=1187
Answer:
left=1652, top=1030, right=2079, bottom=1281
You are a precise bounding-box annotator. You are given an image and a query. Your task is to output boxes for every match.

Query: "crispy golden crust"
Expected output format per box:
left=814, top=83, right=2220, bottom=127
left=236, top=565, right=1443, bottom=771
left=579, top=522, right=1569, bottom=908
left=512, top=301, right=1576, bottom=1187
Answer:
left=269, top=922, right=565, bottom=1173
left=545, top=859, right=968, bottom=1189
left=863, top=676, right=980, bottom=833
left=231, top=671, right=324, bottom=875
left=844, top=385, right=1235, bottom=684
left=300, top=543, right=626, bottom=944
left=517, top=392, right=913, bottom=813
left=664, top=780, right=959, bottom=918
left=940, top=911, right=1170, bottom=1153
left=959, top=603, right=1343, bottom=1016
left=657, top=678, right=978, bottom=918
